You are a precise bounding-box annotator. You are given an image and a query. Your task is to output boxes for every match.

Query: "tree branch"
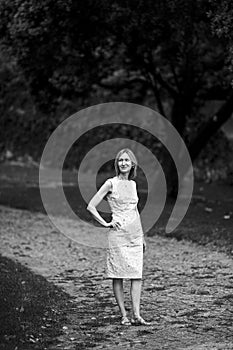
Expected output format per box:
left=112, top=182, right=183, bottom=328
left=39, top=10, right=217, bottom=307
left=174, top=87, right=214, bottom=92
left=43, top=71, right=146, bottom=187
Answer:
left=145, top=71, right=166, bottom=116
left=143, top=54, right=178, bottom=98
left=188, top=90, right=233, bottom=161
left=170, top=62, right=181, bottom=94
left=198, top=86, right=232, bottom=100
left=98, top=75, right=149, bottom=90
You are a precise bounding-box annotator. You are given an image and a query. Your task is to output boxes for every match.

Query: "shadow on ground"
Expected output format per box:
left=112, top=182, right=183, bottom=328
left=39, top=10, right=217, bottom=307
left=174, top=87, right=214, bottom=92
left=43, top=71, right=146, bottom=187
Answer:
left=0, top=255, right=75, bottom=349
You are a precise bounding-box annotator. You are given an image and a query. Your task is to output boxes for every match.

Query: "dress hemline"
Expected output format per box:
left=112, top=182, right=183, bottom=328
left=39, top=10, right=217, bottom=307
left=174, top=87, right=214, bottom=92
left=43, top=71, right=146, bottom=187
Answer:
left=105, top=275, right=142, bottom=279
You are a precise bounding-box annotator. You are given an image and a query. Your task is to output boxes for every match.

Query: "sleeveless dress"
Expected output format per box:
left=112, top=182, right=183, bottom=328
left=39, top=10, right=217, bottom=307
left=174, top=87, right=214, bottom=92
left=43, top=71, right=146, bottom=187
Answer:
left=105, top=176, right=144, bottom=279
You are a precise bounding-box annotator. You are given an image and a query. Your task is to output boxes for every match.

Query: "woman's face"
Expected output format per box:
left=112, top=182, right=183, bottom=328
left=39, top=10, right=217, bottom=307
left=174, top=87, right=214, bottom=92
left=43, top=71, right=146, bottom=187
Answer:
left=117, top=152, right=133, bottom=174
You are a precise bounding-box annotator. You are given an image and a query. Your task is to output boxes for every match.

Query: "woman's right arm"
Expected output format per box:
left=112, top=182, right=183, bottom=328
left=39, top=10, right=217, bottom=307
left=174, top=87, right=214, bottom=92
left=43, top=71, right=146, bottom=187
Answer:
left=87, top=180, right=112, bottom=227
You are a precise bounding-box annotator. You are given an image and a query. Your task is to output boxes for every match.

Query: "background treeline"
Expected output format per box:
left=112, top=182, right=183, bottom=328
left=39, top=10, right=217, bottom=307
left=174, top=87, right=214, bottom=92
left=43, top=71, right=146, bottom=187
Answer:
left=0, top=0, right=233, bottom=182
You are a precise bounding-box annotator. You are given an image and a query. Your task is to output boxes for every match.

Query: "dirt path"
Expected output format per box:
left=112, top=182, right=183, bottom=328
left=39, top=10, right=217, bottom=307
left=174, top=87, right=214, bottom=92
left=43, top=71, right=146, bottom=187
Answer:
left=1, top=205, right=233, bottom=349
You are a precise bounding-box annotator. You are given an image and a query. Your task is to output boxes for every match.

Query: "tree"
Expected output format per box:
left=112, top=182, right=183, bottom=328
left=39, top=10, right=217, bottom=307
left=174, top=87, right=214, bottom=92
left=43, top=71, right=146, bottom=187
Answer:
left=209, top=0, right=233, bottom=74
left=0, top=0, right=233, bottom=165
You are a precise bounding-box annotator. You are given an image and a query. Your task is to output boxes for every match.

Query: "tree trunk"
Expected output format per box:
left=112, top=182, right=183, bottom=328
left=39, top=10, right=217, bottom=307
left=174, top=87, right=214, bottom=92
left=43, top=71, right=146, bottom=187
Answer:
left=165, top=91, right=233, bottom=197
left=188, top=91, right=233, bottom=161
left=166, top=93, right=192, bottom=197
left=171, top=97, right=187, bottom=137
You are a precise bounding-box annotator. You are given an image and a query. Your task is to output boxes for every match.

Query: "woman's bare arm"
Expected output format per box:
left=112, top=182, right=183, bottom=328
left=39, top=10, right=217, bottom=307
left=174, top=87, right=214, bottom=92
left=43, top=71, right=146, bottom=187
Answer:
left=134, top=182, right=147, bottom=252
left=87, top=180, right=112, bottom=227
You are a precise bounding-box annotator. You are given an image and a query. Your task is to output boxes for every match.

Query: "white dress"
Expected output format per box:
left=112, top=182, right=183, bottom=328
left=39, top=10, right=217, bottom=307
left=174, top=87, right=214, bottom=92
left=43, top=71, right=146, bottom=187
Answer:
left=105, top=176, right=144, bottom=279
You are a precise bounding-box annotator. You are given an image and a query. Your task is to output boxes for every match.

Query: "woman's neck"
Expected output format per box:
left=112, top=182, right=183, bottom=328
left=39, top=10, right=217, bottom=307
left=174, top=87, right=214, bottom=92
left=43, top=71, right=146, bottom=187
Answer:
left=118, top=173, right=129, bottom=180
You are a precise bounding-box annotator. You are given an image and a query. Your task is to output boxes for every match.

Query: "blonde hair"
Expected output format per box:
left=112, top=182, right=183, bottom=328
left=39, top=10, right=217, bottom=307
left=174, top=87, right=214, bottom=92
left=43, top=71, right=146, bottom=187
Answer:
left=114, top=148, right=138, bottom=180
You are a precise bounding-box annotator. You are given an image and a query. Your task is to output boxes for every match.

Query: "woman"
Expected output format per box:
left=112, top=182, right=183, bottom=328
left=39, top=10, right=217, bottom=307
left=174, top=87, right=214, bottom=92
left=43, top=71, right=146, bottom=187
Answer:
left=87, top=148, right=150, bottom=326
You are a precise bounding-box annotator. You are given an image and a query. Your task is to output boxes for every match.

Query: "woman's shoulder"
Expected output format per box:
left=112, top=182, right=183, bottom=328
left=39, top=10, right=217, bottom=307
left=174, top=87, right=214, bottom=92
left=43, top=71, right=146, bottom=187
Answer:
left=104, top=176, right=119, bottom=195
left=103, top=176, right=117, bottom=189
left=130, top=179, right=138, bottom=191
left=105, top=176, right=117, bottom=183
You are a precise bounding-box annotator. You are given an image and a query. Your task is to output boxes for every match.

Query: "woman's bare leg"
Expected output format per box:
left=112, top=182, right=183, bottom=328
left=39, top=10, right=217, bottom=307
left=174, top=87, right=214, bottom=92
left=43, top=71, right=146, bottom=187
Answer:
left=112, top=278, right=127, bottom=317
left=130, top=278, right=142, bottom=318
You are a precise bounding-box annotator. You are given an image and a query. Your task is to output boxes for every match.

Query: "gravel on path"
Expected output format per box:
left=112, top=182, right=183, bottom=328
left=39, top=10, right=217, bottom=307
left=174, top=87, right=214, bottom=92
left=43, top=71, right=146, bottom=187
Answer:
left=0, top=205, right=233, bottom=350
